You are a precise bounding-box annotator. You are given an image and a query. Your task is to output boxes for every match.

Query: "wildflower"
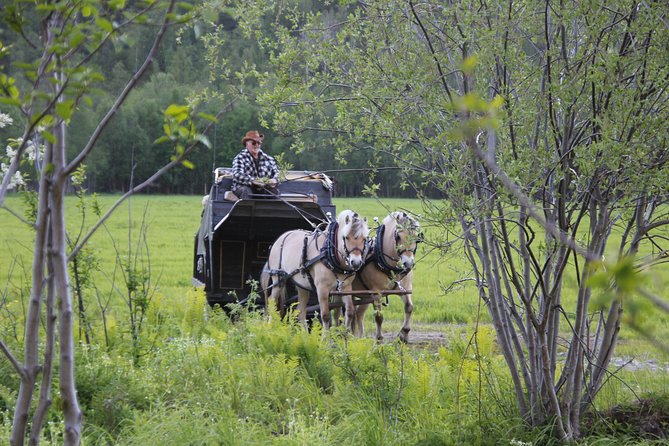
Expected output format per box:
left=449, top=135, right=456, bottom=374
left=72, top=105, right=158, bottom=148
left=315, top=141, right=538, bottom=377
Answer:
left=0, top=113, right=12, bottom=128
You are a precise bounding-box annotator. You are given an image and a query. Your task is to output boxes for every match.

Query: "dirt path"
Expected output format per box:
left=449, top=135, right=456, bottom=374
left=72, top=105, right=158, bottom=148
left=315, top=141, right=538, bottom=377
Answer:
left=379, top=326, right=669, bottom=371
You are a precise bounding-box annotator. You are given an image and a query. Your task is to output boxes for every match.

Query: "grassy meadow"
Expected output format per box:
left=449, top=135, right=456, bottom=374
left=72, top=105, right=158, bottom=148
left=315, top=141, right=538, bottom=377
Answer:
left=1, top=193, right=669, bottom=445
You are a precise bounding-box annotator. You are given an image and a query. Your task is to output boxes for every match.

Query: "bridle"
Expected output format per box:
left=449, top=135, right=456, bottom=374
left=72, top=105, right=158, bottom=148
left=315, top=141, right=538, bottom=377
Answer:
left=374, top=219, right=422, bottom=275
left=320, top=220, right=369, bottom=276
left=338, top=230, right=370, bottom=268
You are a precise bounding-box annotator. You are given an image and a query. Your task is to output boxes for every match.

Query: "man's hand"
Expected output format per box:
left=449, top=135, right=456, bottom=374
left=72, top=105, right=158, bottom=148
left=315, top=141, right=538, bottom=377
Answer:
left=252, top=177, right=278, bottom=188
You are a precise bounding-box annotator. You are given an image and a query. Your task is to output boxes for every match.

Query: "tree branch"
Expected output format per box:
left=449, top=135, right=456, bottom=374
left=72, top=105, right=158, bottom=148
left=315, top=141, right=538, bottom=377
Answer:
left=63, top=0, right=178, bottom=177
left=0, top=339, right=25, bottom=379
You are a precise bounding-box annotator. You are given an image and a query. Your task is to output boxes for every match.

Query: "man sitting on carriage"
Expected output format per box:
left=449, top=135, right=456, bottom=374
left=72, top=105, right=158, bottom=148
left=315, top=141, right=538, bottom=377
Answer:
left=230, top=130, right=280, bottom=200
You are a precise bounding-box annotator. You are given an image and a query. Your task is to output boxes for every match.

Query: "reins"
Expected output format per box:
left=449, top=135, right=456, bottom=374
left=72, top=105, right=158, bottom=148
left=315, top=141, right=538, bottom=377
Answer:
left=255, top=185, right=325, bottom=230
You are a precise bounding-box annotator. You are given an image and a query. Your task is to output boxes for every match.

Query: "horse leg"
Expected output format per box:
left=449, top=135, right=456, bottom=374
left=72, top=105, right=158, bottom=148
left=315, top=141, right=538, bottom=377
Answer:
left=316, top=284, right=332, bottom=332
left=373, top=295, right=384, bottom=342
left=354, top=303, right=368, bottom=337
left=342, top=294, right=356, bottom=333
left=266, top=272, right=281, bottom=320
left=331, top=299, right=342, bottom=327
left=398, top=292, right=413, bottom=343
left=297, top=288, right=310, bottom=331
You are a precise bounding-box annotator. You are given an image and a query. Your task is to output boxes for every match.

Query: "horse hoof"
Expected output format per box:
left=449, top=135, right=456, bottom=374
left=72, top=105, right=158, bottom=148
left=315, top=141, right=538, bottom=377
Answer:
left=398, top=329, right=410, bottom=343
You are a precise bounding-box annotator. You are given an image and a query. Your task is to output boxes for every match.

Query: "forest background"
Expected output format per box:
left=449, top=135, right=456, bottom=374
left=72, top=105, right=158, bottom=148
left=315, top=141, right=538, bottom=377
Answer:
left=0, top=0, right=407, bottom=197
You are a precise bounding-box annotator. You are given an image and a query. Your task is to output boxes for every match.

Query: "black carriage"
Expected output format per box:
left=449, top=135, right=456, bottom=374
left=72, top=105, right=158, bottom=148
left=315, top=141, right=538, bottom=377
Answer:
left=193, top=167, right=336, bottom=310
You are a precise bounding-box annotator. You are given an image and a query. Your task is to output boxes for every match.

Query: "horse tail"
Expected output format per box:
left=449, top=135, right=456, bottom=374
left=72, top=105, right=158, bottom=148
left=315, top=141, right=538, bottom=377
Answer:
left=262, top=261, right=290, bottom=317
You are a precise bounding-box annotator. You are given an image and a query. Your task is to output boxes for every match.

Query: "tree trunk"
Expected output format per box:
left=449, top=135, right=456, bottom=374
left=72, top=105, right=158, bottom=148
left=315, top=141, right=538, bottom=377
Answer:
left=10, top=142, right=52, bottom=446
left=52, top=119, right=83, bottom=444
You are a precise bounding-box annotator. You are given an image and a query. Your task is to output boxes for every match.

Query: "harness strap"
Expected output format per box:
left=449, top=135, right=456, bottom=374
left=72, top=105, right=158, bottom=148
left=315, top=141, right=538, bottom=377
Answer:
left=301, top=233, right=322, bottom=293
left=365, top=223, right=415, bottom=285
left=374, top=224, right=408, bottom=275
left=272, top=221, right=364, bottom=294
left=320, top=221, right=360, bottom=276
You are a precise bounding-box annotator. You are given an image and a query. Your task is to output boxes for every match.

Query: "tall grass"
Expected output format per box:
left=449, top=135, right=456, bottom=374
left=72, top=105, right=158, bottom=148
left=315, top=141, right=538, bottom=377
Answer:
left=1, top=193, right=669, bottom=445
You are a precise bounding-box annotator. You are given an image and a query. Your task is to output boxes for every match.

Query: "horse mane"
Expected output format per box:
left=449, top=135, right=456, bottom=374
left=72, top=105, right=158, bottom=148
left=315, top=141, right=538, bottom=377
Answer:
left=384, top=211, right=420, bottom=232
left=337, top=210, right=369, bottom=238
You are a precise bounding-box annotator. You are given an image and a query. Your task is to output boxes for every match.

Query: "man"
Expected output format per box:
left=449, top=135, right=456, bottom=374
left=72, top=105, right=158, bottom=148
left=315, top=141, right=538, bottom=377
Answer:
left=230, top=130, right=279, bottom=200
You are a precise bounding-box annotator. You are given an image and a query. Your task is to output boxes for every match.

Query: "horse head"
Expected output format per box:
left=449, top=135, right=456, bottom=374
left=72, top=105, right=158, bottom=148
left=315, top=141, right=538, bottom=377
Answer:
left=385, top=211, right=422, bottom=271
left=336, top=210, right=370, bottom=271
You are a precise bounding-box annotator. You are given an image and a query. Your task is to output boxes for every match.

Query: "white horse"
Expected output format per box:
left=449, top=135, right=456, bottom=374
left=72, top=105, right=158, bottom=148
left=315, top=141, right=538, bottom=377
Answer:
left=352, top=211, right=421, bottom=342
left=264, top=210, right=370, bottom=331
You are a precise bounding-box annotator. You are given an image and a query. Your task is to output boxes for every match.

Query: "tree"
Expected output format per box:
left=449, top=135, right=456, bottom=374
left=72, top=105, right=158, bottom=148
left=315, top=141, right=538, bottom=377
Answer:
left=0, top=1, right=210, bottom=444
left=243, top=0, right=669, bottom=440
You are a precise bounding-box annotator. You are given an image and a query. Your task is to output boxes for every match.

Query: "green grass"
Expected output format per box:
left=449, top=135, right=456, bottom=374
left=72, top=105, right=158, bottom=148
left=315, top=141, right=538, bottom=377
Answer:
left=2, top=193, right=669, bottom=445
left=1, top=193, right=668, bottom=347
left=0, top=194, right=476, bottom=329
left=2, top=192, right=669, bottom=342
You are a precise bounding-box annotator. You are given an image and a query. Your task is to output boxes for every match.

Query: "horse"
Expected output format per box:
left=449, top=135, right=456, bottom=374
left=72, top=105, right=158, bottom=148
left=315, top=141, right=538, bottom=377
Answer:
left=352, top=211, right=421, bottom=342
left=263, top=209, right=370, bottom=332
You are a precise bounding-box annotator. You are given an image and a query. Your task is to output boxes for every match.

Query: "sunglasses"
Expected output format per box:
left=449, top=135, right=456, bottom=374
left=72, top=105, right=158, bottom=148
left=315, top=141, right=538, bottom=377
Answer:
left=249, top=140, right=261, bottom=147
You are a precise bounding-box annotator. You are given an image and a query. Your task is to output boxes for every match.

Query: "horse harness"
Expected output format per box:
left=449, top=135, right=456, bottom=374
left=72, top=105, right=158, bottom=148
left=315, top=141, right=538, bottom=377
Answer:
left=357, top=222, right=420, bottom=292
left=270, top=221, right=368, bottom=293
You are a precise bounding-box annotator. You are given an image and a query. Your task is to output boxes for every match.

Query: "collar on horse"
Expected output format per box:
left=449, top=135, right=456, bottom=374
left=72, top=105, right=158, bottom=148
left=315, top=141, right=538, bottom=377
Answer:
left=294, top=221, right=365, bottom=293
left=372, top=223, right=416, bottom=276
left=319, top=221, right=365, bottom=276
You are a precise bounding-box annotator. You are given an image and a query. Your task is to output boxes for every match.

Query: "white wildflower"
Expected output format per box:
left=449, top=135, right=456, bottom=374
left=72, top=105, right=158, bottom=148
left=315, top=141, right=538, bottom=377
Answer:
left=0, top=162, right=24, bottom=190
left=5, top=145, right=17, bottom=162
left=0, top=113, right=12, bottom=128
left=25, top=140, right=42, bottom=162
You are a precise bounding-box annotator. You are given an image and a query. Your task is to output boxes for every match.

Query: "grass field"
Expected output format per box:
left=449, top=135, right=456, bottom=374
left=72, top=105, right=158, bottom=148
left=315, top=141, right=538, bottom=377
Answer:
left=2, top=192, right=669, bottom=351
left=0, top=194, right=478, bottom=327
left=3, top=192, right=669, bottom=444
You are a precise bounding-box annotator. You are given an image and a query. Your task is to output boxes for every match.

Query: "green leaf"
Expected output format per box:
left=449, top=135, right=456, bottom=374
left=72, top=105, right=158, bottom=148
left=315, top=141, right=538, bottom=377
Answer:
left=109, top=0, right=126, bottom=10
left=70, top=30, right=86, bottom=48
left=41, top=131, right=56, bottom=144
left=81, top=5, right=94, bottom=17
left=462, top=55, right=478, bottom=75
left=197, top=112, right=218, bottom=122
left=55, top=100, right=75, bottom=120
left=0, top=97, right=21, bottom=106
left=195, top=134, right=211, bottom=149
left=165, top=104, right=189, bottom=122
left=181, top=159, right=195, bottom=169
left=96, top=18, right=113, bottom=33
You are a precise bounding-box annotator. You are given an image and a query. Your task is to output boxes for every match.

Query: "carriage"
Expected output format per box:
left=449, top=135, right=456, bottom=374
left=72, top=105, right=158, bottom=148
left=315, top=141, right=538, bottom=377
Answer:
left=193, top=166, right=419, bottom=340
left=192, top=167, right=336, bottom=311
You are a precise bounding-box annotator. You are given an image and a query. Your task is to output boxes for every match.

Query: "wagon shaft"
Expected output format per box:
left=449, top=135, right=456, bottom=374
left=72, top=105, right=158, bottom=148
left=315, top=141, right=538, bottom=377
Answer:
left=329, top=289, right=412, bottom=296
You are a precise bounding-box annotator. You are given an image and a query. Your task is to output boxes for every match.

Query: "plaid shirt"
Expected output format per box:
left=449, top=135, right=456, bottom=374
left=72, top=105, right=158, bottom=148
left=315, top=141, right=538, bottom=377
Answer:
left=231, top=148, right=279, bottom=191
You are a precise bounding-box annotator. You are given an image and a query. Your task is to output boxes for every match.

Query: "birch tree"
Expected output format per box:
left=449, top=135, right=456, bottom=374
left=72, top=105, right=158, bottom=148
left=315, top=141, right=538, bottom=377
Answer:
left=241, top=0, right=669, bottom=440
left=0, top=1, right=209, bottom=444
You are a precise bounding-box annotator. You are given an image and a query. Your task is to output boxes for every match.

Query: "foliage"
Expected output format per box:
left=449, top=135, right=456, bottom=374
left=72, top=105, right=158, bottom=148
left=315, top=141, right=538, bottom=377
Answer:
left=236, top=0, right=669, bottom=440
left=0, top=0, right=212, bottom=442
left=1, top=194, right=669, bottom=444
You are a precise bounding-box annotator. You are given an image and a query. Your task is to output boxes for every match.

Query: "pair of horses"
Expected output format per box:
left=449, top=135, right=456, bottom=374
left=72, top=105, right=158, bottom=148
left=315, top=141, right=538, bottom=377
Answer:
left=262, top=209, right=421, bottom=342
